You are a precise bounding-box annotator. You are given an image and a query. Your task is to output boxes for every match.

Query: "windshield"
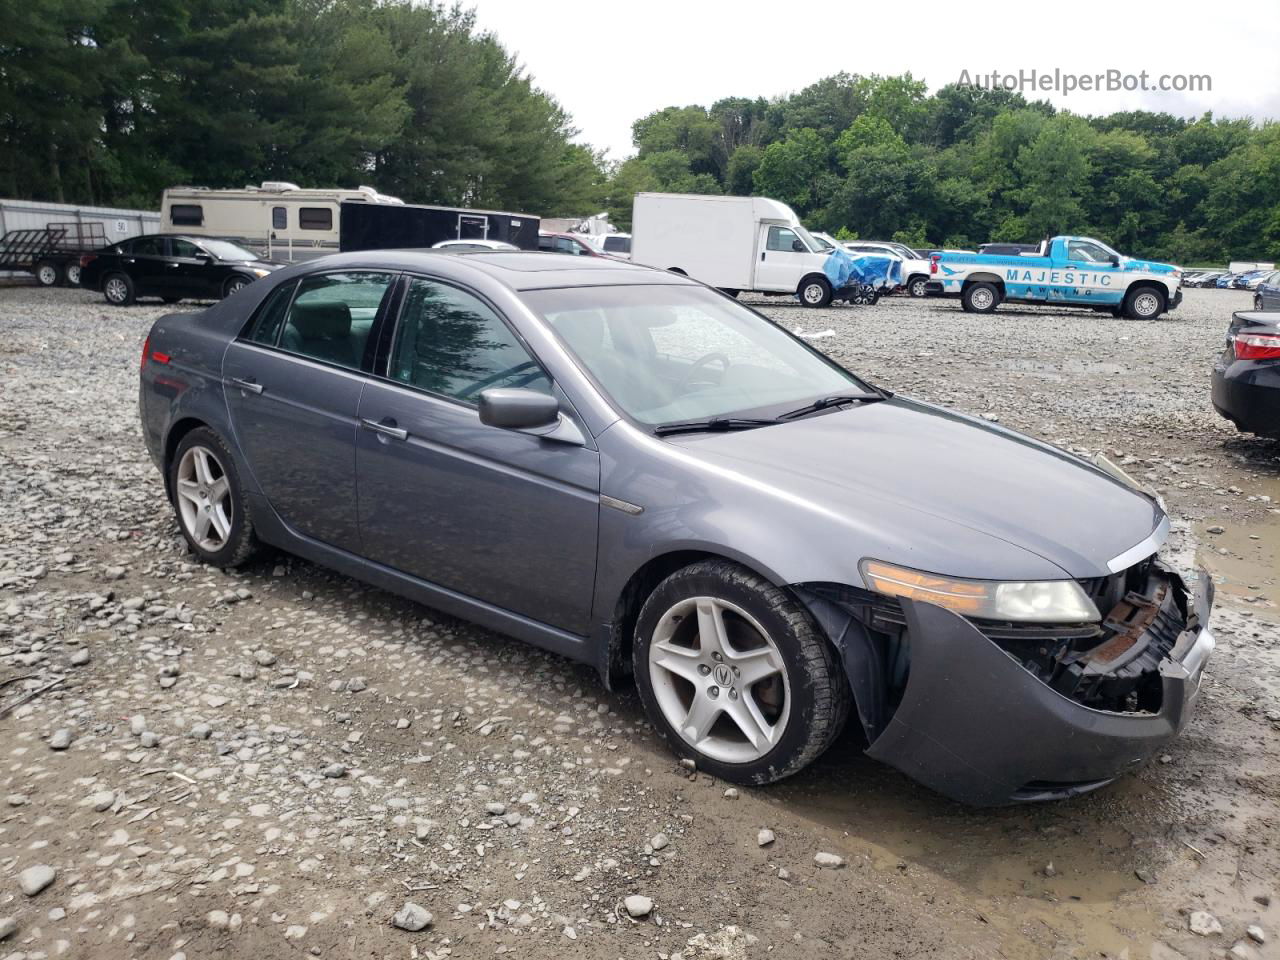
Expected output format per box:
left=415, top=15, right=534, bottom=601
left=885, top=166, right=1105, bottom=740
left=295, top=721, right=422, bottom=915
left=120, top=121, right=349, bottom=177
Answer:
left=523, top=285, right=869, bottom=427
left=792, top=224, right=822, bottom=254
left=809, top=233, right=834, bottom=251
left=200, top=239, right=260, bottom=261
left=888, top=243, right=917, bottom=260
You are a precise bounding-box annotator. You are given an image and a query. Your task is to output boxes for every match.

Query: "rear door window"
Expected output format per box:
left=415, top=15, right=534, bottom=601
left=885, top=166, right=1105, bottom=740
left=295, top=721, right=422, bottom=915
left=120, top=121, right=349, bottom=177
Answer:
left=279, top=272, right=393, bottom=370
left=242, top=279, right=298, bottom=346
left=130, top=236, right=167, bottom=257
left=389, top=278, right=551, bottom=402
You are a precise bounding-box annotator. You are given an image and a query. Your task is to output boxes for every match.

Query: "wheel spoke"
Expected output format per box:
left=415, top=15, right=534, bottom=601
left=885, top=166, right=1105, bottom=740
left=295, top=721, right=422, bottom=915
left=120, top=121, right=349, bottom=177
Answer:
left=175, top=478, right=202, bottom=507
left=193, top=508, right=213, bottom=543
left=695, top=599, right=728, bottom=658
left=209, top=503, right=231, bottom=541
left=192, top=448, right=216, bottom=486
left=725, top=694, right=778, bottom=753
left=650, top=641, right=704, bottom=684
left=681, top=695, right=721, bottom=744
left=207, top=475, right=230, bottom=505
left=730, top=645, right=784, bottom=687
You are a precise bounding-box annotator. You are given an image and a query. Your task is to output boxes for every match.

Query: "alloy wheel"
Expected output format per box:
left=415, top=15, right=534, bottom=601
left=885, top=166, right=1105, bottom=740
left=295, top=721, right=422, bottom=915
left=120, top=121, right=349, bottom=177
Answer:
left=175, top=445, right=233, bottom=552
left=648, top=596, right=791, bottom=764
left=105, top=278, right=128, bottom=303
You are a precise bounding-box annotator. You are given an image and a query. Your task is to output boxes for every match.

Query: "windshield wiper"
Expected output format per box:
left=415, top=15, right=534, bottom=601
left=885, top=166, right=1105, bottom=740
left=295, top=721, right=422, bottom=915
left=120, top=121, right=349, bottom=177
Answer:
left=777, top=393, right=889, bottom=421
left=653, top=417, right=777, bottom=437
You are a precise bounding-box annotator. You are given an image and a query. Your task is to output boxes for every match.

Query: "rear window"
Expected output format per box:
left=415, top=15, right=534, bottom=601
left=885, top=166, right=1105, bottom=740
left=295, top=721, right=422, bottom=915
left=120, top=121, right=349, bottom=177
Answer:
left=603, top=236, right=630, bottom=253
left=299, top=207, right=333, bottom=231
left=170, top=204, right=203, bottom=226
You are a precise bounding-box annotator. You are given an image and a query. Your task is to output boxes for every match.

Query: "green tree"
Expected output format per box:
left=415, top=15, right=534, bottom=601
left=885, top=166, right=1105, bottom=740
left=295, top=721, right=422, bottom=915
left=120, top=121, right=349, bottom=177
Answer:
left=752, top=128, right=827, bottom=212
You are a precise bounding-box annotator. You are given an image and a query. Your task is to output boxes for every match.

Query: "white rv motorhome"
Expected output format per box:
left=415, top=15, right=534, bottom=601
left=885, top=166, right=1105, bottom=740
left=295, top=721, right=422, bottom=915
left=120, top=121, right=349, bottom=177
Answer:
left=630, top=193, right=835, bottom=306
left=159, top=182, right=403, bottom=262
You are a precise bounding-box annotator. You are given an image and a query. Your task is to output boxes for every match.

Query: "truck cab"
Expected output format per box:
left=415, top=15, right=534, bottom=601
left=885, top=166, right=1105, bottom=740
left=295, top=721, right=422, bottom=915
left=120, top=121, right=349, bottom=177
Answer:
left=926, top=236, right=1183, bottom=319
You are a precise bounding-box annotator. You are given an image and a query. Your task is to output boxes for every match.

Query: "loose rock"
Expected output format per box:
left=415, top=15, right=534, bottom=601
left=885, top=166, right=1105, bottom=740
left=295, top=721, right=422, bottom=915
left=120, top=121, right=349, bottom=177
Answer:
left=392, top=902, right=432, bottom=932
left=18, top=865, right=57, bottom=896
left=625, top=895, right=654, bottom=918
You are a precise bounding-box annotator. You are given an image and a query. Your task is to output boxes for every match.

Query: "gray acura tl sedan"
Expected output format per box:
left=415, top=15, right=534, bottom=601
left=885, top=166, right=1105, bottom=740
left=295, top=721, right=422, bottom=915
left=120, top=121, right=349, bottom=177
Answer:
left=139, top=251, right=1215, bottom=805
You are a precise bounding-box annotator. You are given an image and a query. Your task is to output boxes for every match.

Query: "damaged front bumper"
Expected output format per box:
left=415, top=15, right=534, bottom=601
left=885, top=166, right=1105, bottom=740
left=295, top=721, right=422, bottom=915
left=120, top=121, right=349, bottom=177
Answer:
left=798, top=564, right=1214, bottom=805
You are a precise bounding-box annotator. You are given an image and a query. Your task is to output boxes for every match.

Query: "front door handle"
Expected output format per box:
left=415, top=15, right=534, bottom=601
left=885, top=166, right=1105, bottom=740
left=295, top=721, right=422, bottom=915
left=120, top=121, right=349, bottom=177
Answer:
left=360, top=417, right=408, bottom=441
left=760, top=252, right=766, bottom=261
left=229, top=377, right=263, bottom=394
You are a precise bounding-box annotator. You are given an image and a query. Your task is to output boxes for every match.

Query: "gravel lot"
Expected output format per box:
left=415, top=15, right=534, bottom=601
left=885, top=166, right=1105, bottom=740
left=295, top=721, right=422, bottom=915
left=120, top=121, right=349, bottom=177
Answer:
left=0, top=283, right=1277, bottom=960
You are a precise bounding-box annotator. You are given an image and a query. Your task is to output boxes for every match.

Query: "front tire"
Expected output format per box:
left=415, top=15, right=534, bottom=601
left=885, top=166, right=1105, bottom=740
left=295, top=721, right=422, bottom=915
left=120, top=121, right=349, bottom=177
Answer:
left=103, top=272, right=135, bottom=306
left=1124, top=285, right=1165, bottom=320
left=633, top=560, right=850, bottom=785
left=223, top=275, right=251, bottom=299
left=962, top=282, right=1000, bottom=313
left=1255, top=296, right=1264, bottom=311
left=907, top=275, right=928, bottom=298
left=169, top=428, right=258, bottom=567
left=799, top=276, right=832, bottom=308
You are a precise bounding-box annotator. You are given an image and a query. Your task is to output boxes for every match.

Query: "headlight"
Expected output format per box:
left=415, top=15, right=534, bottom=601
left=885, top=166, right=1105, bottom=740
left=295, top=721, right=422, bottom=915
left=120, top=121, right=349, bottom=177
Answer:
left=250, top=268, right=270, bottom=278
left=859, top=560, right=1101, bottom=623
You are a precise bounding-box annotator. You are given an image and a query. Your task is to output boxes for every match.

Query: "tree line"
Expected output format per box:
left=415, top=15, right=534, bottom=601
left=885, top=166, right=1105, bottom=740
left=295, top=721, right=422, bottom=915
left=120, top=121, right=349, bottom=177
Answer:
left=2, top=2, right=1276, bottom=264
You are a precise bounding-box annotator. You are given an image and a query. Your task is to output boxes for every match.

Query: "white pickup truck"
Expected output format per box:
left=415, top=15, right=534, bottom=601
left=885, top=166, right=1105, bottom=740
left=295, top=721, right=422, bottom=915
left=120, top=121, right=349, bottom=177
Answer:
left=925, top=236, right=1183, bottom=319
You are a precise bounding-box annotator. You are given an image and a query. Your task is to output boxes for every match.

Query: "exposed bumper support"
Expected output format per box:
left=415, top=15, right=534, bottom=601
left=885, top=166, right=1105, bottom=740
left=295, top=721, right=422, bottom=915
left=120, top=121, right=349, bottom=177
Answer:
left=863, top=570, right=1213, bottom=805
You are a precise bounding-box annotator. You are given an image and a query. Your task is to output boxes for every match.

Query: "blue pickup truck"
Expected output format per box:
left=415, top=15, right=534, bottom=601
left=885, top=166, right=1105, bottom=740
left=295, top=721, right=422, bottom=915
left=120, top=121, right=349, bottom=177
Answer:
left=924, top=236, right=1183, bottom=319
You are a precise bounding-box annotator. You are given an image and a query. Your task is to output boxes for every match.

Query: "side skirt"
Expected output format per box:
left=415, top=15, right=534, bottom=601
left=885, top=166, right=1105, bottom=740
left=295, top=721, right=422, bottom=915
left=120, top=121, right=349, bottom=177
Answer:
left=249, top=494, right=596, bottom=667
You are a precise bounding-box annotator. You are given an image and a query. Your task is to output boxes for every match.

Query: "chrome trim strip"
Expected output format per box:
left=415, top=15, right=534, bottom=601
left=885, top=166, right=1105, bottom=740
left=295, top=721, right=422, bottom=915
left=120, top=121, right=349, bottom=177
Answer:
left=1106, top=514, right=1171, bottom=573
left=600, top=494, right=643, bottom=516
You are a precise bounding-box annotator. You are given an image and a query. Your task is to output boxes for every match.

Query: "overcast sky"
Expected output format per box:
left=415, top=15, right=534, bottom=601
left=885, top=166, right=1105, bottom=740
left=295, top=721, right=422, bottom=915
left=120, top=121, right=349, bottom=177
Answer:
left=468, top=0, right=1280, bottom=161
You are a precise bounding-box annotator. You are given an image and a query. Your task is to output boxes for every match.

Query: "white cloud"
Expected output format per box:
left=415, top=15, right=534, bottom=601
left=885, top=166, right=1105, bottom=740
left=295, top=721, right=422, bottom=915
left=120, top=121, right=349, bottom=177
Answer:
left=466, top=0, right=1280, bottom=158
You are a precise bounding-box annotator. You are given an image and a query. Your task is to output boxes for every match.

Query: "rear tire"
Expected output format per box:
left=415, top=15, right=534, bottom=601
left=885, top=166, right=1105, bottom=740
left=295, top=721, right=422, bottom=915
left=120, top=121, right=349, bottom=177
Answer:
left=799, top=276, right=832, bottom=308
left=962, top=281, right=1000, bottom=313
left=35, top=260, right=61, bottom=287
left=103, top=272, right=135, bottom=306
left=1123, top=285, right=1165, bottom=320
left=633, top=559, right=851, bottom=785
left=169, top=427, right=258, bottom=568
left=63, top=263, right=81, bottom=287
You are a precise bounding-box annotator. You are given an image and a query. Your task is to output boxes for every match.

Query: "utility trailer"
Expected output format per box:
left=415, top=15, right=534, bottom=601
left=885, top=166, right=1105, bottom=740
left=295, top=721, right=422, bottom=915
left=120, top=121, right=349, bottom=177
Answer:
left=339, top=201, right=539, bottom=253
left=0, top=222, right=108, bottom=286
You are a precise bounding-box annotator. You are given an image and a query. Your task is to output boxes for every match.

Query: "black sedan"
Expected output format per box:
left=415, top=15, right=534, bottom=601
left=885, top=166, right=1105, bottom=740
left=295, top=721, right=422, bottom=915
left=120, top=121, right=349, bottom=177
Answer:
left=1213, top=310, right=1280, bottom=439
left=79, top=234, right=280, bottom=306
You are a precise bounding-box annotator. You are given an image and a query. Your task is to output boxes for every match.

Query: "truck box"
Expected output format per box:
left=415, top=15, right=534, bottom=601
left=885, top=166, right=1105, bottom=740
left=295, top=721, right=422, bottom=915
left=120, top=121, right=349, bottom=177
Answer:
left=339, top=201, right=539, bottom=253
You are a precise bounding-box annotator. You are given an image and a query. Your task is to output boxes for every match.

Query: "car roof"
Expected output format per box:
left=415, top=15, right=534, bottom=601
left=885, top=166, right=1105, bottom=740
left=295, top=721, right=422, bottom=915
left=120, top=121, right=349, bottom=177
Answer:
left=281, top=249, right=691, bottom=291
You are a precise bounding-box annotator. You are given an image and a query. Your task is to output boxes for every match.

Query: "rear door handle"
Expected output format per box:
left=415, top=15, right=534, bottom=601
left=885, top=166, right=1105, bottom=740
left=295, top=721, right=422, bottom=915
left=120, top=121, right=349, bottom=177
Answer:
left=229, top=377, right=263, bottom=394
left=360, top=417, right=408, bottom=441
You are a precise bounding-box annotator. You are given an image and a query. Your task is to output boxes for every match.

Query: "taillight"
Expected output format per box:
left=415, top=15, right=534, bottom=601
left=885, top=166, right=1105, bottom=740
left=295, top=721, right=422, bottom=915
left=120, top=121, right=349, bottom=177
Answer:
left=79, top=254, right=97, bottom=269
left=930, top=254, right=940, bottom=275
left=141, top=335, right=150, bottom=370
left=1234, top=332, right=1280, bottom=360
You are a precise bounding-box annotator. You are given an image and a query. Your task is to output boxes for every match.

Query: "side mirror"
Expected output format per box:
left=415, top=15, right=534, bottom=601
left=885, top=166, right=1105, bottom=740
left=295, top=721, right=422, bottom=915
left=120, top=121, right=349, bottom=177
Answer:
left=791, top=239, right=805, bottom=252
left=1108, top=254, right=1120, bottom=266
left=195, top=251, right=213, bottom=262
left=478, top=388, right=559, bottom=430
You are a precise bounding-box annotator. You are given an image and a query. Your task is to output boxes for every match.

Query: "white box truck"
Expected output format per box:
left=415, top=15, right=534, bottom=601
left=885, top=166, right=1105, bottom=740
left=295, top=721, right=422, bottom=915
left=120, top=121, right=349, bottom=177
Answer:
left=630, top=193, right=837, bottom=307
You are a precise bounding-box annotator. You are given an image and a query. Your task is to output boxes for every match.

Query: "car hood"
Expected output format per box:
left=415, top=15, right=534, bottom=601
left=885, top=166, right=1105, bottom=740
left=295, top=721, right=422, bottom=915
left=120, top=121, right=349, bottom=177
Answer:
left=669, top=398, right=1164, bottom=580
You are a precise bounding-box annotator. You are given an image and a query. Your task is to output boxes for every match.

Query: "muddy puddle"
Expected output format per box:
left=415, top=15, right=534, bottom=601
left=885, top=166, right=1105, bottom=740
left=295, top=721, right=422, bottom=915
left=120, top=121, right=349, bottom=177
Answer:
left=1198, top=474, right=1280, bottom=607
left=766, top=736, right=1176, bottom=957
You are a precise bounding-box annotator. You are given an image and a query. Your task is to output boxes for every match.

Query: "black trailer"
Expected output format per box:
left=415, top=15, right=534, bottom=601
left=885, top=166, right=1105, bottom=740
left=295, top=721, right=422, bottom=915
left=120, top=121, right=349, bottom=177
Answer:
left=339, top=201, right=539, bottom=253
left=0, top=221, right=108, bottom=286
